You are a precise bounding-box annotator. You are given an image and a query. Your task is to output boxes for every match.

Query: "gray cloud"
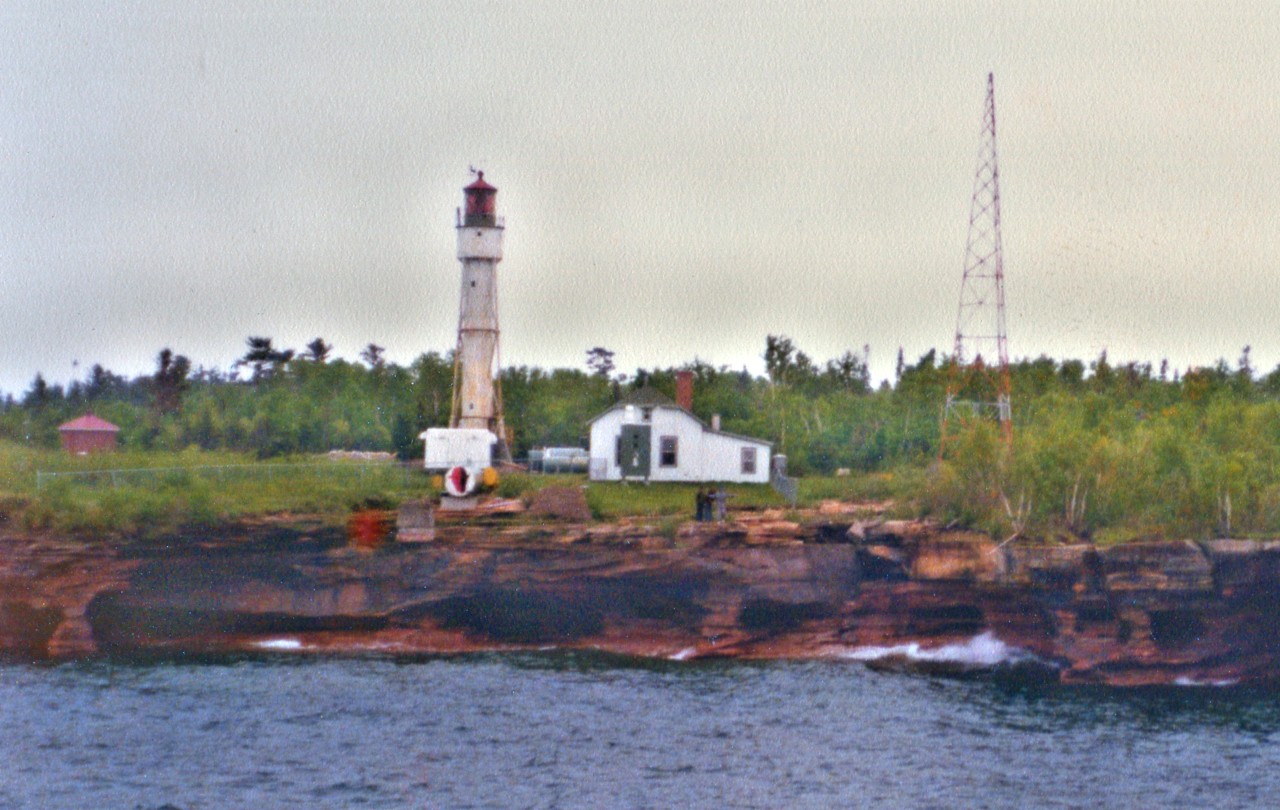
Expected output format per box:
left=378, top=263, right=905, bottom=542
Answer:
left=3, top=2, right=1280, bottom=395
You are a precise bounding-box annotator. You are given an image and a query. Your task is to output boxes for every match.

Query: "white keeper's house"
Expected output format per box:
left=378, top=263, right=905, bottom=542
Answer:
left=587, top=374, right=772, bottom=484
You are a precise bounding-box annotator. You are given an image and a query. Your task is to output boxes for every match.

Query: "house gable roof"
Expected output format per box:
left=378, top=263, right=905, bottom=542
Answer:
left=586, top=388, right=771, bottom=447
left=58, top=413, right=120, bottom=432
left=585, top=386, right=672, bottom=425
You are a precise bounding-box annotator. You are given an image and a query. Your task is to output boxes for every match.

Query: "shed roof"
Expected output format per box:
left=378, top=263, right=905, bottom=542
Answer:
left=58, top=413, right=120, bottom=433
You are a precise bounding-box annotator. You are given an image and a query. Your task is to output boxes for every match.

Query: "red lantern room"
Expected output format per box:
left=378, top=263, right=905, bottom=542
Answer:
left=463, top=171, right=497, bottom=227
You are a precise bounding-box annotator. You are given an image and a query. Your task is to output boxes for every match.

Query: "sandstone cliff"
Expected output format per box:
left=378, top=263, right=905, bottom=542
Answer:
left=4, top=514, right=1280, bottom=686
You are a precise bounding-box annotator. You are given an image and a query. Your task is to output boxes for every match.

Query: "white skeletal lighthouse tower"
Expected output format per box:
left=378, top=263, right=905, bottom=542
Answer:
left=420, top=170, right=510, bottom=496
left=449, top=170, right=508, bottom=455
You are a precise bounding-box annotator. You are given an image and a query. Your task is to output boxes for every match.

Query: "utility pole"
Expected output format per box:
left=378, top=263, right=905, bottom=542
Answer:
left=941, top=72, right=1012, bottom=455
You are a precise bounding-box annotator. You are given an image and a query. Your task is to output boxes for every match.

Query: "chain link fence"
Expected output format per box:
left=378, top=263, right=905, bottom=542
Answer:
left=36, top=461, right=420, bottom=491
left=769, top=454, right=799, bottom=506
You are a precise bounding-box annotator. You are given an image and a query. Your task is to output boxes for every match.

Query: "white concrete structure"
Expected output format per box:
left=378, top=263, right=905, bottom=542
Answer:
left=587, top=389, right=771, bottom=483
left=420, top=427, right=497, bottom=472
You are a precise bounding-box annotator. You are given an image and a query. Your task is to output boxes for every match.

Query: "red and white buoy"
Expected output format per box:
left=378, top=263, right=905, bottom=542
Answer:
left=444, top=465, right=476, bottom=497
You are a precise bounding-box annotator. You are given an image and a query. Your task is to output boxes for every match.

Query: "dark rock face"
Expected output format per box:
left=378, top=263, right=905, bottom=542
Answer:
left=0, top=600, right=63, bottom=658
left=9, top=522, right=1280, bottom=685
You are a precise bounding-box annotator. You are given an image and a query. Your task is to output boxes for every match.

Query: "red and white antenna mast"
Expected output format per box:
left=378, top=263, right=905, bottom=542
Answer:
left=942, top=72, right=1012, bottom=452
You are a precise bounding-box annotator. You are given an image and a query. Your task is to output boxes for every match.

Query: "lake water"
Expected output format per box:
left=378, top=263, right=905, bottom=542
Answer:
left=2, top=648, right=1279, bottom=809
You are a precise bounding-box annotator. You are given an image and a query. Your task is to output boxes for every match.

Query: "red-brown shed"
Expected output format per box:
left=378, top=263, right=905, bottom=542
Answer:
left=58, top=413, right=120, bottom=454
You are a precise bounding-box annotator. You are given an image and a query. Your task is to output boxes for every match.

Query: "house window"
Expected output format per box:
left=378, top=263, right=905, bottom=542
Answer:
left=659, top=436, right=678, bottom=467
left=615, top=436, right=622, bottom=466
left=741, top=447, right=757, bottom=475
left=641, top=407, right=653, bottom=423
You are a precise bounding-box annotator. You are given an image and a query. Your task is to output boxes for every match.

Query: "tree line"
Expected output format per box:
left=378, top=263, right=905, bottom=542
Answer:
left=9, top=335, right=1280, bottom=539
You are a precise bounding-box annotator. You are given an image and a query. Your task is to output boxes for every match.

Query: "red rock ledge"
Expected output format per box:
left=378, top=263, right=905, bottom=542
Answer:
left=3, top=512, right=1280, bottom=686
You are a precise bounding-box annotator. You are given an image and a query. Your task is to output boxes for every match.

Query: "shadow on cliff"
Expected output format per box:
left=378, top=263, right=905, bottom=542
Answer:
left=402, top=571, right=712, bottom=644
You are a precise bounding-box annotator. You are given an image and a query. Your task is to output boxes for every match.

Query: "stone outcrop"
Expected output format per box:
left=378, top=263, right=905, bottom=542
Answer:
left=5, top=514, right=1280, bottom=686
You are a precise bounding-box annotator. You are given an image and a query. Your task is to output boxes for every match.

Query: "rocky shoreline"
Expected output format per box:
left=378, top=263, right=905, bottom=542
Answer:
left=3, top=507, right=1279, bottom=686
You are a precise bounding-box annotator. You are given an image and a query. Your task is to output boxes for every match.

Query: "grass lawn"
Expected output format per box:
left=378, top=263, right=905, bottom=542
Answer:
left=0, top=442, right=427, bottom=536
left=497, top=472, right=790, bottom=519
left=1, top=440, right=923, bottom=536
left=496, top=470, right=911, bottom=520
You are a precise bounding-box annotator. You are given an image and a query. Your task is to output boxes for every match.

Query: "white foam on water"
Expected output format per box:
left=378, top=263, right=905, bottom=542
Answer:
left=842, top=631, right=1031, bottom=668
left=1174, top=676, right=1240, bottom=687
left=254, top=638, right=304, bottom=651
left=346, top=641, right=407, bottom=652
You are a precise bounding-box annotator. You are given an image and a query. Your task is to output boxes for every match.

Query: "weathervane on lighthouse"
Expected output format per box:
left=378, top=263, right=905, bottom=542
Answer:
left=420, top=169, right=512, bottom=499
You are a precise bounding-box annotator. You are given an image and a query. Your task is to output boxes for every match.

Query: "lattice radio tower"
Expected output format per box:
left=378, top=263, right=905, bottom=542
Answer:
left=941, top=72, right=1012, bottom=454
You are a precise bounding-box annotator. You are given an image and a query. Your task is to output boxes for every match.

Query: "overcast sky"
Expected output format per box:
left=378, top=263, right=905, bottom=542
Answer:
left=3, top=1, right=1279, bottom=395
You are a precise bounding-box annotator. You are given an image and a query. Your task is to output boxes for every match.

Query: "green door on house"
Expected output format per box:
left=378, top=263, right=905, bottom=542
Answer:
left=619, top=425, right=651, bottom=478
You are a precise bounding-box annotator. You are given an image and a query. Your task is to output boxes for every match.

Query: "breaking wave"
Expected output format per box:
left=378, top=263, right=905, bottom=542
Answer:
left=254, top=638, right=304, bottom=651
left=841, top=631, right=1051, bottom=674
left=1174, top=676, right=1241, bottom=688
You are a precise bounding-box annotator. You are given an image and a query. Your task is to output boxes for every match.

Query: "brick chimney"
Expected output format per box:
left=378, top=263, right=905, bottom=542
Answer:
left=675, top=370, right=693, bottom=412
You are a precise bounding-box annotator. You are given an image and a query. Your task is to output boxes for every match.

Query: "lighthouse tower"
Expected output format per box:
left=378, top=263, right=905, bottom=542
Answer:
left=420, top=170, right=510, bottom=498
left=450, top=170, right=509, bottom=454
